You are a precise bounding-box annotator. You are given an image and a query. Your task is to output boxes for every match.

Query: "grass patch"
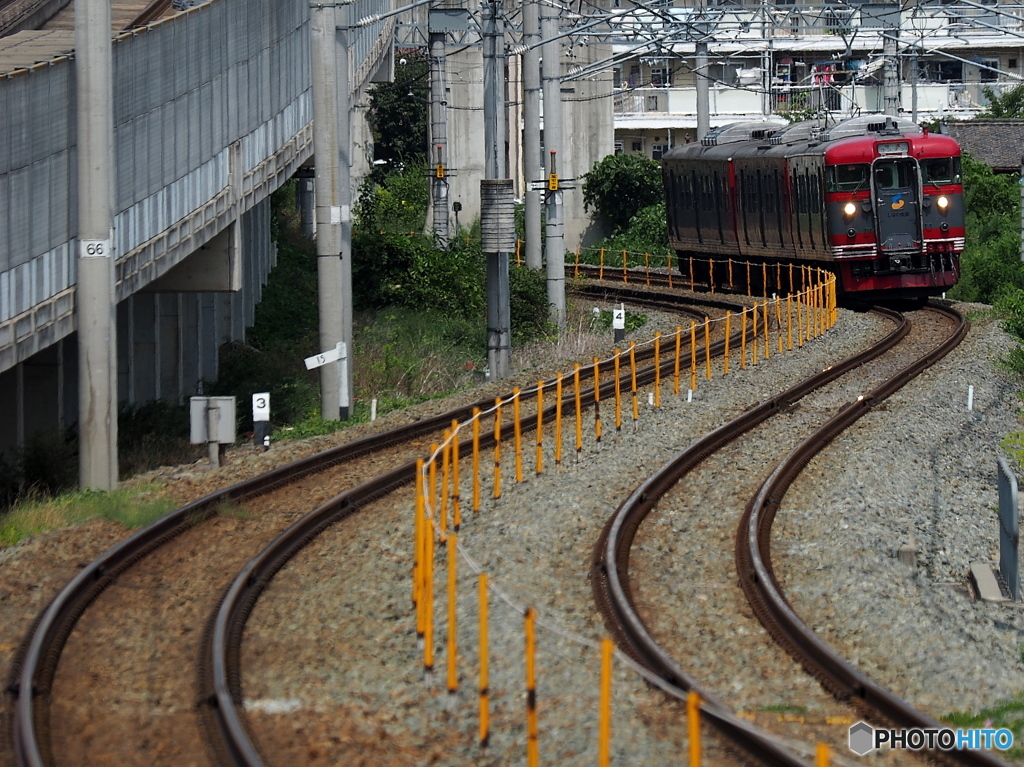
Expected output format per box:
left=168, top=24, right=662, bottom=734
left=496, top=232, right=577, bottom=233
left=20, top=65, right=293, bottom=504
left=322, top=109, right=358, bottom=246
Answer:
left=756, top=704, right=809, bottom=715
left=1001, top=432, right=1024, bottom=469
left=942, top=697, right=1024, bottom=760
left=0, top=488, right=177, bottom=547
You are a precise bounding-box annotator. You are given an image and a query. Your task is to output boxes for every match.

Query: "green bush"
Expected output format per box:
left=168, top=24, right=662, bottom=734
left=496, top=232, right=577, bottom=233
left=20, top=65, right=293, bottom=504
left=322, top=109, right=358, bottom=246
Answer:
left=591, top=202, right=670, bottom=255
left=509, top=265, right=550, bottom=342
left=582, top=154, right=664, bottom=233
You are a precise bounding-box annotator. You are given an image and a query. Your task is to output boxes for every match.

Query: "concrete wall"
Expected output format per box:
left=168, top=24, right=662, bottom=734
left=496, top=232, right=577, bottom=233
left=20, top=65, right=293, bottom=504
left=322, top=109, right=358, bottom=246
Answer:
left=0, top=198, right=274, bottom=457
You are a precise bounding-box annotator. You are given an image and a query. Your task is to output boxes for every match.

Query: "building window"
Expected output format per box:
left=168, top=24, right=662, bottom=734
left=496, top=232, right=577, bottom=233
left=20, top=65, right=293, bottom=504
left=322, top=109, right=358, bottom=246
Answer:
left=651, top=144, right=668, bottom=160
left=646, top=95, right=659, bottom=111
left=632, top=141, right=642, bottom=152
left=1010, top=58, right=1018, bottom=70
left=650, top=66, right=671, bottom=87
left=614, top=140, right=624, bottom=155
left=980, top=59, right=999, bottom=82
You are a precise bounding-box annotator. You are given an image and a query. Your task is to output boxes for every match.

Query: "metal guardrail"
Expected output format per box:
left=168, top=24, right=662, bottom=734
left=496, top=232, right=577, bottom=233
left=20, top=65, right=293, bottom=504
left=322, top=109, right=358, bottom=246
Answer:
left=998, top=455, right=1019, bottom=601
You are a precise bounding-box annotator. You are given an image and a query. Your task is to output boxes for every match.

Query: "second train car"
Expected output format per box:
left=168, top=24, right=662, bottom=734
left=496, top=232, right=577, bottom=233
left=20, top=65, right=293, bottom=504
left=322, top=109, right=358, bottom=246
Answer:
left=661, top=115, right=964, bottom=299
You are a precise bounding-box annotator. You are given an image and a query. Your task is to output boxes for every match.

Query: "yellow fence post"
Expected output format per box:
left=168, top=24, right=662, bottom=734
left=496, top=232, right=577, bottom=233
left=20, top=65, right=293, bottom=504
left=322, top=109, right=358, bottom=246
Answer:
left=724, top=311, right=732, bottom=375
left=704, top=318, right=712, bottom=380
left=614, top=351, right=623, bottom=432
left=689, top=256, right=695, bottom=291
left=535, top=381, right=544, bottom=476
left=688, top=691, right=701, bottom=767
left=599, top=638, right=613, bottom=767
left=654, top=332, right=662, bottom=407
left=762, top=262, right=768, bottom=296
left=709, top=259, right=715, bottom=293
left=513, top=388, right=523, bottom=483
left=447, top=530, right=458, bottom=697
left=429, top=443, right=440, bottom=541
left=740, top=308, right=748, bottom=370
left=775, top=298, right=784, bottom=354
left=472, top=408, right=481, bottom=511
left=493, top=399, right=503, bottom=499
left=751, top=302, right=759, bottom=366
left=629, top=342, right=639, bottom=430
left=574, top=245, right=580, bottom=279
left=451, top=420, right=461, bottom=531
left=526, top=607, right=539, bottom=767
left=816, top=743, right=830, bottom=767
left=644, top=252, right=651, bottom=285
left=762, top=301, right=770, bottom=360
left=516, top=238, right=522, bottom=266
left=728, top=258, right=734, bottom=289
left=622, top=249, right=628, bottom=282
left=674, top=326, right=682, bottom=397
left=574, top=364, right=583, bottom=460
left=479, top=573, right=490, bottom=747
left=555, top=374, right=564, bottom=469
left=599, top=247, right=605, bottom=280
left=786, top=295, right=794, bottom=351
left=667, top=251, right=673, bottom=289
left=415, top=459, right=425, bottom=625
left=689, top=322, right=697, bottom=391
left=424, top=506, right=435, bottom=680
left=440, top=430, right=450, bottom=540
left=593, top=358, right=603, bottom=448
left=746, top=261, right=752, bottom=296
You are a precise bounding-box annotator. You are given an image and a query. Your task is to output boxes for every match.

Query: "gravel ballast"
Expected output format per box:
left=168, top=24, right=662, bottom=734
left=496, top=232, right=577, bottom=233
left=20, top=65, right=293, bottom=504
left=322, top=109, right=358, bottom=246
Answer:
left=2, top=299, right=1023, bottom=766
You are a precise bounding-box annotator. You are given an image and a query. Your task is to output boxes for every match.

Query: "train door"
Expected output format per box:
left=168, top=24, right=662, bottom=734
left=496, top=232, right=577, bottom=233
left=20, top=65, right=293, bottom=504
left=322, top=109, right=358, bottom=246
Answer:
left=872, top=159, right=922, bottom=256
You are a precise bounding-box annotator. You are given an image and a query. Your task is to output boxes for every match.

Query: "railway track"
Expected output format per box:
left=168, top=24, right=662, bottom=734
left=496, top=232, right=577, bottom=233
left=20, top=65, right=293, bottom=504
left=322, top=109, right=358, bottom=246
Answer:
left=591, top=302, right=1013, bottom=766
left=6, top=286, right=727, bottom=766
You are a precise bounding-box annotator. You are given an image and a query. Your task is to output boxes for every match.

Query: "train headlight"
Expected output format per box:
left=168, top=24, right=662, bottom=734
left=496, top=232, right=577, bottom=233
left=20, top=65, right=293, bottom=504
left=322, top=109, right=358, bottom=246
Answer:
left=843, top=202, right=857, bottom=217
left=937, top=196, right=949, bottom=210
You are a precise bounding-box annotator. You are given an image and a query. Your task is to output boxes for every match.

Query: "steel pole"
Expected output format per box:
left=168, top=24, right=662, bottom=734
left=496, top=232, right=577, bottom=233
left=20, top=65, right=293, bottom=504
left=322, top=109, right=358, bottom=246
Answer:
left=76, top=0, right=118, bottom=489
left=696, top=41, right=710, bottom=140
left=542, top=9, right=565, bottom=327
left=523, top=0, right=542, bottom=269
left=430, top=29, right=450, bottom=245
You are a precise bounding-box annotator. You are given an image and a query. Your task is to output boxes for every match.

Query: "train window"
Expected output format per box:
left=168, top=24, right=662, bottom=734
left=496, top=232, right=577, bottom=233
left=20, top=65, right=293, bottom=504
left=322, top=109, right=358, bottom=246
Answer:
left=873, top=161, right=915, bottom=190
left=921, top=157, right=962, bottom=186
left=826, top=164, right=869, bottom=192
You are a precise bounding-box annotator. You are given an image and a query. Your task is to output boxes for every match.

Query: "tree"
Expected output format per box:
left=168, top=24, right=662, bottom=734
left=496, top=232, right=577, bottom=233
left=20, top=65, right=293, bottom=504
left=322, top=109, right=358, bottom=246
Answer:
left=978, top=83, right=1024, bottom=118
left=581, top=153, right=664, bottom=233
left=367, top=49, right=429, bottom=170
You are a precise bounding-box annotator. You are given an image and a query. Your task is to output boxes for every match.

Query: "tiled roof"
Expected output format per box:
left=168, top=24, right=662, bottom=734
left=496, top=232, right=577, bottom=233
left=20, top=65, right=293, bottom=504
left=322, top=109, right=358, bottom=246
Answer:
left=943, top=120, right=1024, bottom=172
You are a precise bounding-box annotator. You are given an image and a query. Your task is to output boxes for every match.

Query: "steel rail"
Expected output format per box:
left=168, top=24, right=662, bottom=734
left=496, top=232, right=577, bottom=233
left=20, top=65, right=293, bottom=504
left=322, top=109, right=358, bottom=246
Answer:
left=202, top=289, right=750, bottom=765
left=590, top=305, right=909, bottom=766
left=735, top=305, right=1013, bottom=767
left=8, top=286, right=729, bottom=767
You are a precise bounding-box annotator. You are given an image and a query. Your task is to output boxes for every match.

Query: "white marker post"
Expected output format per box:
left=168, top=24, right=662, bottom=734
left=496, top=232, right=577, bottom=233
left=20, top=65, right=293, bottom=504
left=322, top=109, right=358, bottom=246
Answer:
left=967, top=385, right=974, bottom=412
left=253, top=392, right=271, bottom=451
left=612, top=304, right=626, bottom=344
left=304, top=342, right=350, bottom=418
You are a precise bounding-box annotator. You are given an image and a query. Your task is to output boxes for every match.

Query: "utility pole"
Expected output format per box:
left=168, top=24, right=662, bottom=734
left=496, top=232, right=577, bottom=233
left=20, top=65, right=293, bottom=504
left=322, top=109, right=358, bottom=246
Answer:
left=696, top=40, right=710, bottom=141
left=542, top=5, right=565, bottom=327
left=883, top=30, right=899, bottom=117
left=523, top=0, right=542, bottom=269
left=429, top=21, right=450, bottom=245
left=311, top=0, right=353, bottom=420
left=483, top=0, right=512, bottom=379
left=76, top=0, right=118, bottom=489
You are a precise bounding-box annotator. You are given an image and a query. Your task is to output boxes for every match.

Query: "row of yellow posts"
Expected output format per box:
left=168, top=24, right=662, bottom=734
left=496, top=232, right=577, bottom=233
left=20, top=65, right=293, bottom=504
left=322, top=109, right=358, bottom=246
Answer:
left=410, top=268, right=839, bottom=764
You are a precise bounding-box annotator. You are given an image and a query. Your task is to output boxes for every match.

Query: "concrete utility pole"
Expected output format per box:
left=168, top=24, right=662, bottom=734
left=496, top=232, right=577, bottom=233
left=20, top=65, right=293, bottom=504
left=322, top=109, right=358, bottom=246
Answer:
left=883, top=31, right=899, bottom=117
left=523, top=0, right=543, bottom=270
left=76, top=0, right=118, bottom=489
left=696, top=40, right=710, bottom=141
left=541, top=6, right=565, bottom=327
left=483, top=0, right=512, bottom=379
left=429, top=24, right=450, bottom=246
left=311, top=1, right=353, bottom=420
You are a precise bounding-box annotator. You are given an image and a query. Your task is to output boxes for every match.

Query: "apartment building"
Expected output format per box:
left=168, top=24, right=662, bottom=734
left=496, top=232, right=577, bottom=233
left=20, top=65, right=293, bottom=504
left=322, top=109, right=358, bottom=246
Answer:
left=608, top=1, right=1024, bottom=157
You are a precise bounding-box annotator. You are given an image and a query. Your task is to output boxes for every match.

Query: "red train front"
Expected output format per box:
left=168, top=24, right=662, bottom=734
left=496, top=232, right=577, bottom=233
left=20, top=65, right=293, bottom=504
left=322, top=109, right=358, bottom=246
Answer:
left=662, top=115, right=965, bottom=300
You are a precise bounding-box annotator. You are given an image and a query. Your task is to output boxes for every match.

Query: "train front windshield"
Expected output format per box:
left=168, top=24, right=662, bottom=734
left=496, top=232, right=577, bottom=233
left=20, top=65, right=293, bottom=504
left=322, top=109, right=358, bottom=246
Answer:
left=920, top=157, right=962, bottom=187
left=827, top=164, right=870, bottom=193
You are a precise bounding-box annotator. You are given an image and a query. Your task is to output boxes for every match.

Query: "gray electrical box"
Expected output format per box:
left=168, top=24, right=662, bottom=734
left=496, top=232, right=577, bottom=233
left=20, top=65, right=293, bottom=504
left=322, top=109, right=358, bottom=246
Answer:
left=190, top=396, right=237, bottom=445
